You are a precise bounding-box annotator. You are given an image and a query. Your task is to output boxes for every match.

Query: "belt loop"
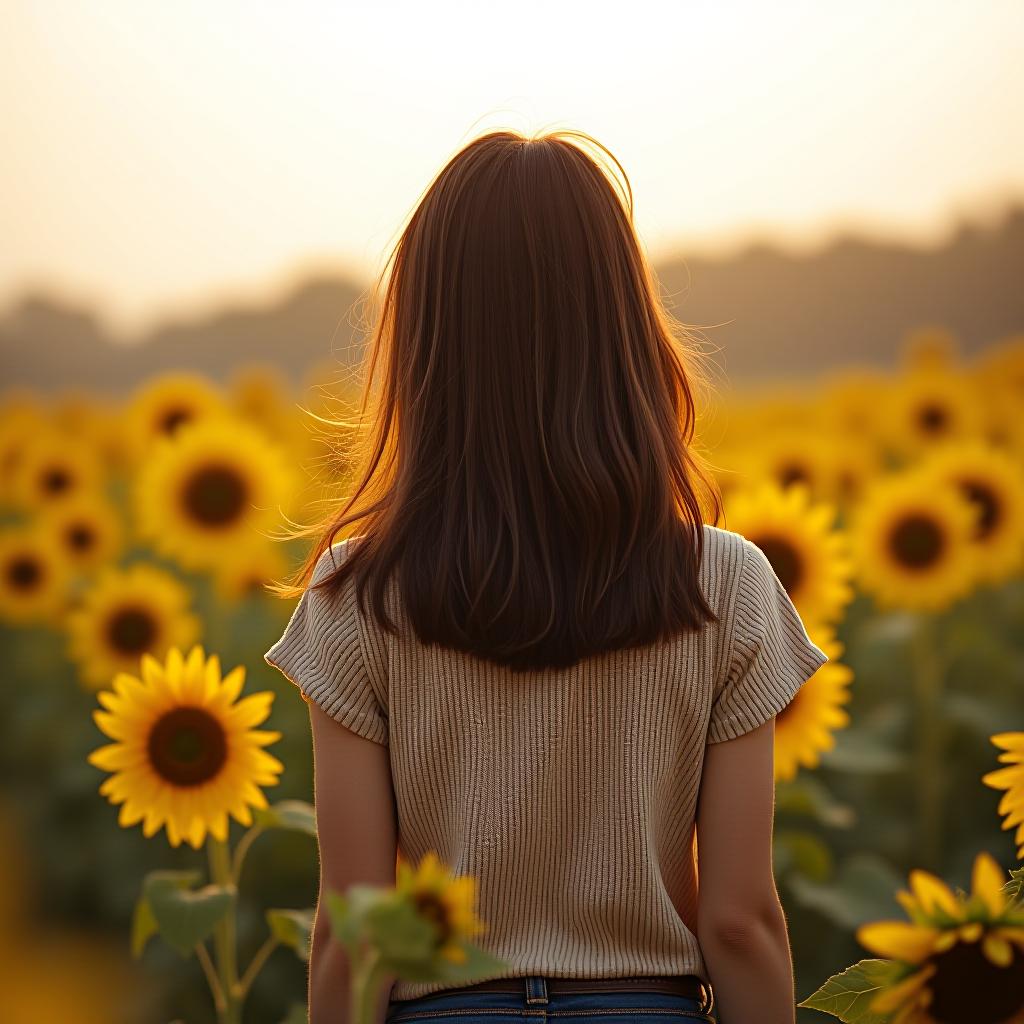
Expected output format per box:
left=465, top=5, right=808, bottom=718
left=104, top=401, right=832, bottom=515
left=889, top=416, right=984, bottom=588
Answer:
left=701, top=981, right=714, bottom=1015
left=525, top=976, right=549, bottom=1005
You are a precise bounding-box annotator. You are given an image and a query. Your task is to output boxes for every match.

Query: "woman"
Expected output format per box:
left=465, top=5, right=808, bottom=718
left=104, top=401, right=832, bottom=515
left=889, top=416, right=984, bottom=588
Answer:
left=265, top=128, right=828, bottom=1024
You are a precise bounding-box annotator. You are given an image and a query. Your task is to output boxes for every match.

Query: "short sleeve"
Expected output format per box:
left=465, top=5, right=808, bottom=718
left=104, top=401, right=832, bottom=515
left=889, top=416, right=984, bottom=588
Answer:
left=707, top=538, right=829, bottom=744
left=264, top=541, right=389, bottom=746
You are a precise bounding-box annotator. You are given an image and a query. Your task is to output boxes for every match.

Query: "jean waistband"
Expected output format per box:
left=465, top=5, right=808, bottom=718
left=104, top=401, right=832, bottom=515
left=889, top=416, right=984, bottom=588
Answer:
left=401, top=974, right=712, bottom=1012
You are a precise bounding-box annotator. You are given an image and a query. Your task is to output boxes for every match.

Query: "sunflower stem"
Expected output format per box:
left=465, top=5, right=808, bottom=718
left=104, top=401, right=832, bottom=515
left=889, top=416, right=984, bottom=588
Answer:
left=231, top=825, right=264, bottom=882
left=195, top=941, right=227, bottom=1012
left=208, top=835, right=242, bottom=1024
left=350, top=943, right=385, bottom=1024
left=911, top=612, right=945, bottom=872
left=238, top=934, right=279, bottom=1000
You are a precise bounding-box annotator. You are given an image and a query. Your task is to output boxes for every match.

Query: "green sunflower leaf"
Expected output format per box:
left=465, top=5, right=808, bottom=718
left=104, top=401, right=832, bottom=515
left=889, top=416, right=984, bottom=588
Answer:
left=279, top=1003, right=308, bottom=1024
left=775, top=776, right=856, bottom=828
left=1003, top=866, right=1024, bottom=908
left=773, top=828, right=833, bottom=881
left=253, top=799, right=317, bottom=836
left=133, top=870, right=202, bottom=957
left=267, top=907, right=314, bottom=962
left=325, top=885, right=388, bottom=952
left=786, top=853, right=906, bottom=928
left=130, top=893, right=159, bottom=959
left=366, top=892, right=441, bottom=964
left=383, top=942, right=511, bottom=983
left=797, top=958, right=908, bottom=1023
left=144, top=870, right=236, bottom=958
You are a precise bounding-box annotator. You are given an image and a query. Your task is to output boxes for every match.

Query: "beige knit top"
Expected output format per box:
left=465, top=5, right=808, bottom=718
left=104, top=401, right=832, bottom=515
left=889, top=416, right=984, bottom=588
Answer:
left=263, top=523, right=829, bottom=1000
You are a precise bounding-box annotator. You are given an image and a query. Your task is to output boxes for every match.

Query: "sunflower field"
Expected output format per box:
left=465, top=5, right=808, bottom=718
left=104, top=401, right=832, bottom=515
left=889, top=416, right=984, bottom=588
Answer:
left=1, top=327, right=1023, bottom=1024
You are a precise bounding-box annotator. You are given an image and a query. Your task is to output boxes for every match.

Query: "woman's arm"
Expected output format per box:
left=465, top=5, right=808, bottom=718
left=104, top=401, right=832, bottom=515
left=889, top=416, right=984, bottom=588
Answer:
left=308, top=701, right=399, bottom=1024
left=695, top=717, right=796, bottom=1024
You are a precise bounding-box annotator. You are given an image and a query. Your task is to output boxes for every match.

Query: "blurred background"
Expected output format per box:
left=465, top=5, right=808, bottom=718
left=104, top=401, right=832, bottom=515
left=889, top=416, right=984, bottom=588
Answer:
left=2, top=2, right=1022, bottom=1022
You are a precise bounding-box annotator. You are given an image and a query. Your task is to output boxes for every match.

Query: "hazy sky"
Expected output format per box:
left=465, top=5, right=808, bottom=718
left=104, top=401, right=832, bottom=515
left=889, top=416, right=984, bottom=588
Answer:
left=3, top=1, right=1022, bottom=338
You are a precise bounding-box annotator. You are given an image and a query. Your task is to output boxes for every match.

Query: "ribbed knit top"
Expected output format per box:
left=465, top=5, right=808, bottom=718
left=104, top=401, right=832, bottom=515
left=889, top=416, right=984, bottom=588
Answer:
left=263, top=523, right=829, bottom=1000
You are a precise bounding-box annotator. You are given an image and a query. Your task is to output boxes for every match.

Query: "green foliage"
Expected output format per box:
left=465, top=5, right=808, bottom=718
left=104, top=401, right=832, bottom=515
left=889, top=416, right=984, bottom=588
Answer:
left=267, top=908, right=314, bottom=962
left=326, top=886, right=508, bottom=983
left=253, top=800, right=317, bottom=836
left=787, top=853, right=905, bottom=928
left=135, top=869, right=236, bottom=958
left=774, top=829, right=833, bottom=881
left=1004, top=866, right=1024, bottom=907
left=776, top=776, right=856, bottom=828
left=798, top=958, right=906, bottom=1023
left=279, top=1004, right=308, bottom=1024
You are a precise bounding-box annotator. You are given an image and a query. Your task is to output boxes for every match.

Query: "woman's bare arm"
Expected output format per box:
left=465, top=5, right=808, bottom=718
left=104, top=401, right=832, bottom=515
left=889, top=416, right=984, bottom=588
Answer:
left=308, top=702, right=399, bottom=1024
left=695, top=717, right=796, bottom=1024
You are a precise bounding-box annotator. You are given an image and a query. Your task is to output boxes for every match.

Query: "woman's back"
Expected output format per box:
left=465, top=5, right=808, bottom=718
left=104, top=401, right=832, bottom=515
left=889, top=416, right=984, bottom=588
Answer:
left=264, top=522, right=828, bottom=1001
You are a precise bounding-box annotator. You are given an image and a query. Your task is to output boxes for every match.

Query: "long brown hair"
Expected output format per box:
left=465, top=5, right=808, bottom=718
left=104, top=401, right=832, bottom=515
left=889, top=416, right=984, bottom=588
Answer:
left=274, top=127, right=723, bottom=672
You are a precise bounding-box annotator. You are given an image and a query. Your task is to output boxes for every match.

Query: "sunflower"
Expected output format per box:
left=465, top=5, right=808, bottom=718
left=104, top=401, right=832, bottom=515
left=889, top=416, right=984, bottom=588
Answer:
left=124, top=372, right=226, bottom=459
left=87, top=644, right=284, bottom=848
left=229, top=363, right=289, bottom=422
left=0, top=527, right=70, bottom=625
left=51, top=392, right=130, bottom=470
left=229, top=364, right=313, bottom=465
left=11, top=430, right=103, bottom=511
left=916, top=440, right=1024, bottom=586
left=38, top=491, right=124, bottom=574
left=67, top=563, right=200, bottom=690
left=0, top=399, right=49, bottom=507
left=731, top=426, right=834, bottom=498
left=882, top=365, right=983, bottom=459
left=855, top=851, right=1024, bottom=1024
left=979, top=389, right=1024, bottom=459
left=821, top=433, right=885, bottom=511
left=395, top=851, right=487, bottom=964
left=723, top=480, right=854, bottom=626
left=133, top=415, right=295, bottom=572
left=849, top=470, right=980, bottom=612
left=982, top=732, right=1024, bottom=861
left=773, top=622, right=853, bottom=783
left=817, top=367, right=892, bottom=446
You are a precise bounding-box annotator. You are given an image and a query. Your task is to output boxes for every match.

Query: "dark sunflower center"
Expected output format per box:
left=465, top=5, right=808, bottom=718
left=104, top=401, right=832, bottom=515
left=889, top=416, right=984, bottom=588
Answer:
left=778, top=463, right=810, bottom=488
left=917, top=402, right=949, bottom=435
left=42, top=465, right=72, bottom=494
left=888, top=514, right=944, bottom=569
left=182, top=465, right=248, bottom=527
left=67, top=523, right=96, bottom=552
left=106, top=606, right=158, bottom=655
left=160, top=407, right=193, bottom=435
left=752, top=536, right=803, bottom=595
left=147, top=706, right=228, bottom=787
left=412, top=892, right=453, bottom=945
left=960, top=478, right=1001, bottom=539
left=6, top=555, right=42, bottom=592
left=926, top=935, right=1024, bottom=1024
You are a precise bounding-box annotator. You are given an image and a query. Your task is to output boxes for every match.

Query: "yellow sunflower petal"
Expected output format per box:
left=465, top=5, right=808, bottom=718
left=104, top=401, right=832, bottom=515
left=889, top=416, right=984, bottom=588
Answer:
left=870, top=965, right=933, bottom=1014
left=907, top=868, right=961, bottom=919
left=970, top=851, right=1007, bottom=916
left=982, top=933, right=1013, bottom=967
left=856, top=922, right=940, bottom=962
left=88, top=743, right=142, bottom=772
left=85, top=644, right=283, bottom=849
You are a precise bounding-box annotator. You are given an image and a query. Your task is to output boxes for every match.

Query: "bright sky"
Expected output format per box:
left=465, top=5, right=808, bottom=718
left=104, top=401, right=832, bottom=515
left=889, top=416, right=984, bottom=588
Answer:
left=2, top=0, right=1022, bottom=338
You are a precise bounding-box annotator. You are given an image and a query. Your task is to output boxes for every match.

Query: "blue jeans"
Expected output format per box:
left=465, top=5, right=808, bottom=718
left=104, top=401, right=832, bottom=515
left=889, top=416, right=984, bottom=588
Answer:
left=385, top=975, right=717, bottom=1024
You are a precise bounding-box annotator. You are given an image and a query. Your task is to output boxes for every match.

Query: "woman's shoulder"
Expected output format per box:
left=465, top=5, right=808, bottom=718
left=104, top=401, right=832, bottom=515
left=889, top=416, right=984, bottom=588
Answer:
left=698, top=523, right=750, bottom=573
left=696, top=523, right=759, bottom=621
